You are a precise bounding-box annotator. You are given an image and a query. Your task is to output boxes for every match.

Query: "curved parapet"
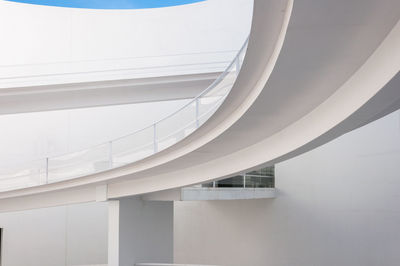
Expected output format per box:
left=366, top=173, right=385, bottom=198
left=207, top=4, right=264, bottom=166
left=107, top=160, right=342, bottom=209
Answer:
left=1, top=0, right=400, bottom=211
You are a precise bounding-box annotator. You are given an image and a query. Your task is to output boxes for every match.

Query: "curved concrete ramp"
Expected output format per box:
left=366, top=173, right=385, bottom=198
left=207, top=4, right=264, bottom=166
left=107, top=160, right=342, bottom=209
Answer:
left=0, top=0, right=399, bottom=210
left=106, top=0, right=400, bottom=198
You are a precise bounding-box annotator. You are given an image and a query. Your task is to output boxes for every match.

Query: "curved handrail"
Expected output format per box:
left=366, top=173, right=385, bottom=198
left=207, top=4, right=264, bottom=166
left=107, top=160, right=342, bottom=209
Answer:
left=0, top=37, right=249, bottom=192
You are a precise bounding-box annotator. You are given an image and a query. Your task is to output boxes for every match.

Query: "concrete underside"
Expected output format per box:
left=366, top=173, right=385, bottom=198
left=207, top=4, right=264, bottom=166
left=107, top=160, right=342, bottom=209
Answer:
left=0, top=72, right=220, bottom=114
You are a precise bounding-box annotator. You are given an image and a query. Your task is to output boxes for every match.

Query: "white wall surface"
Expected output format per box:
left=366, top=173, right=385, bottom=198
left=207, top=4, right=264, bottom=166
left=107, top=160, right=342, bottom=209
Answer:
left=0, top=202, right=108, bottom=266
left=174, top=110, right=400, bottom=266
left=118, top=197, right=174, bottom=266
left=0, top=0, right=252, bottom=86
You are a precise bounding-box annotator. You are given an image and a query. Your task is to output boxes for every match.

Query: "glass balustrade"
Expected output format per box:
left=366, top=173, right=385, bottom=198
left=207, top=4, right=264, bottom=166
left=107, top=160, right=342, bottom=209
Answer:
left=201, top=166, right=275, bottom=189
left=0, top=38, right=248, bottom=192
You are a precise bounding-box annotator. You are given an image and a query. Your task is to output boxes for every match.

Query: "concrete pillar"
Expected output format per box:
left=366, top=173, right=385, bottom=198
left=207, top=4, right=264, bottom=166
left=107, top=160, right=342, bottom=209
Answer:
left=108, top=197, right=173, bottom=266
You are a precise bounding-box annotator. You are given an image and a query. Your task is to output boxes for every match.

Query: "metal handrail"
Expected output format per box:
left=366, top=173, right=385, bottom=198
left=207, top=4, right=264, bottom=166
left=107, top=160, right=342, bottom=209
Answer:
left=0, top=37, right=249, bottom=192
left=83, top=37, right=248, bottom=146
left=0, top=49, right=239, bottom=68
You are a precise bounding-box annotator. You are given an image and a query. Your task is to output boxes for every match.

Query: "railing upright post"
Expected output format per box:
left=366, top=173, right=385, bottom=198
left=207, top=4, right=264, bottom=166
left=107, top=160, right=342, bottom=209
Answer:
left=195, top=98, right=200, bottom=128
left=45, top=157, right=49, bottom=184
left=243, top=173, right=246, bottom=188
left=108, top=141, right=113, bottom=169
left=153, top=123, right=158, bottom=153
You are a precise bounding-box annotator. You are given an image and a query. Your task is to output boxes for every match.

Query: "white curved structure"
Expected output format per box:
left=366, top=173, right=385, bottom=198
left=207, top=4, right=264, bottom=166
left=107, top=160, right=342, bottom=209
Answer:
left=0, top=37, right=248, bottom=191
left=0, top=0, right=399, bottom=211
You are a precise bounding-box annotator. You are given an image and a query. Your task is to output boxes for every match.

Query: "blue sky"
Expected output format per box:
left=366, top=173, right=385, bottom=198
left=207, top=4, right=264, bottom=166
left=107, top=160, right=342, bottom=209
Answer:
left=6, top=0, right=205, bottom=9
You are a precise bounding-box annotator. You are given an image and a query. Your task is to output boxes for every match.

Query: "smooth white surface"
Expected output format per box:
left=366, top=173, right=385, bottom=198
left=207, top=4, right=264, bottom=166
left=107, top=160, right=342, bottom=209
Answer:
left=0, top=0, right=252, bottom=87
left=0, top=72, right=220, bottom=115
left=118, top=197, right=174, bottom=266
left=108, top=200, right=120, bottom=266
left=66, top=203, right=108, bottom=266
left=174, top=110, right=400, bottom=266
left=180, top=187, right=275, bottom=201
left=96, top=184, right=108, bottom=202
left=142, top=187, right=275, bottom=201
left=0, top=202, right=108, bottom=266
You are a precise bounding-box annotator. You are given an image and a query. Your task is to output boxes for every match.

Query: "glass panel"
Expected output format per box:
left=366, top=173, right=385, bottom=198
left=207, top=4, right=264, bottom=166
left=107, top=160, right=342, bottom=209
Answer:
left=48, top=143, right=109, bottom=182
left=247, top=166, right=275, bottom=177
left=0, top=159, right=45, bottom=191
left=112, top=126, right=154, bottom=167
left=245, top=166, right=275, bottom=188
left=157, top=119, right=197, bottom=151
left=0, top=175, right=39, bottom=192
left=197, top=165, right=275, bottom=189
left=201, top=182, right=214, bottom=188
left=245, top=175, right=274, bottom=188
left=198, top=63, right=236, bottom=114
left=196, top=57, right=238, bottom=128
left=215, top=175, right=244, bottom=188
left=156, top=102, right=196, bottom=151
left=197, top=96, right=226, bottom=126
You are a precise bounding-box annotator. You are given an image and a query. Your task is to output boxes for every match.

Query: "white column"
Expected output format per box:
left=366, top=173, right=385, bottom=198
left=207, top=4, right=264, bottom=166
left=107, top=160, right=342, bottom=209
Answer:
left=108, top=200, right=120, bottom=266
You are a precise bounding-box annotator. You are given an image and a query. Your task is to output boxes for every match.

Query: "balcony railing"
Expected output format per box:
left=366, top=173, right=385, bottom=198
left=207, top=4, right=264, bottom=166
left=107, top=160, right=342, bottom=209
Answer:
left=0, top=38, right=249, bottom=192
left=201, top=166, right=275, bottom=189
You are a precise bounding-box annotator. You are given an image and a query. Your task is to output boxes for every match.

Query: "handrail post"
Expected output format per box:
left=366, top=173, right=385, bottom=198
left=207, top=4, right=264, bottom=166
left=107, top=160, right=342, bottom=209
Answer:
left=195, top=98, right=200, bottom=128
left=45, top=157, right=49, bottom=184
left=108, top=141, right=113, bottom=169
left=153, top=123, right=158, bottom=153
left=243, top=173, right=246, bottom=188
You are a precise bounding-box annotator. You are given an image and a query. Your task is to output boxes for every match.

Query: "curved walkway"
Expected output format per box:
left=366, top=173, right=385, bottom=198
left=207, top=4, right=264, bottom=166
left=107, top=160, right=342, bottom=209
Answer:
left=0, top=0, right=399, bottom=211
